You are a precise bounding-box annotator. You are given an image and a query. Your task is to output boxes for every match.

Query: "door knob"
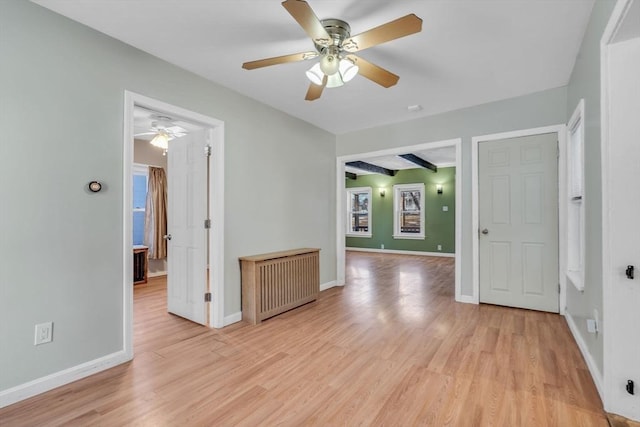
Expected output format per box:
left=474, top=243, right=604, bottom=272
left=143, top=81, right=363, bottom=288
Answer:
left=163, top=234, right=172, bottom=241
left=481, top=229, right=489, bottom=235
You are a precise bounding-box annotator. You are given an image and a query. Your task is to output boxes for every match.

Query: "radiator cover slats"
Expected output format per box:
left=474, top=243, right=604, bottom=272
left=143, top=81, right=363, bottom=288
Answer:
left=240, top=248, right=320, bottom=324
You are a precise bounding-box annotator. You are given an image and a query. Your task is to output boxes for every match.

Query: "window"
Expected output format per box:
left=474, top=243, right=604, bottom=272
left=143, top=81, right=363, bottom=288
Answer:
left=567, top=99, right=585, bottom=291
left=132, top=164, right=148, bottom=246
left=346, top=187, right=372, bottom=237
left=393, top=183, right=425, bottom=239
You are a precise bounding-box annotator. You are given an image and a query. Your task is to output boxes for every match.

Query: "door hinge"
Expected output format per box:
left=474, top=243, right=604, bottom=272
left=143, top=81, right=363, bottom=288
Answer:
left=558, top=283, right=561, bottom=294
left=204, top=219, right=211, bottom=229
left=204, top=145, right=212, bottom=157
left=204, top=292, right=212, bottom=302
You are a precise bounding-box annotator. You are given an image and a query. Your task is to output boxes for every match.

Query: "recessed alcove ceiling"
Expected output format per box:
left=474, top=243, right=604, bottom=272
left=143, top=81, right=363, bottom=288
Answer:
left=345, top=146, right=456, bottom=176
left=33, top=0, right=595, bottom=135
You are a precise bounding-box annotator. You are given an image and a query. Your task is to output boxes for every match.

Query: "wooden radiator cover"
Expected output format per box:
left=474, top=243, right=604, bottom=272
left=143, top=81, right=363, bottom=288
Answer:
left=240, top=248, right=320, bottom=324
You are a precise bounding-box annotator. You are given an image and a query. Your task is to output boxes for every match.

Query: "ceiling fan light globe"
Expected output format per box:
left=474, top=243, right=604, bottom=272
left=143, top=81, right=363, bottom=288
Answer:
left=150, top=131, right=169, bottom=150
left=305, top=63, right=324, bottom=85
left=325, top=72, right=344, bottom=89
left=320, top=53, right=339, bottom=76
left=339, top=59, right=359, bottom=82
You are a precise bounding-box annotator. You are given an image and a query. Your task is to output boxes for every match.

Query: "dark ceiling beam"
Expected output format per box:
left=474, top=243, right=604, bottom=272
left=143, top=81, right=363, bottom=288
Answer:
left=345, top=171, right=357, bottom=180
left=398, top=153, right=437, bottom=172
left=345, top=161, right=397, bottom=176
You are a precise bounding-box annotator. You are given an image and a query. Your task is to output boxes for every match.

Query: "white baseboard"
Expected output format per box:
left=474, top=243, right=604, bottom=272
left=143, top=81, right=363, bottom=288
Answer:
left=0, top=350, right=131, bottom=409
left=564, top=311, right=604, bottom=401
left=346, top=247, right=455, bottom=258
left=222, top=281, right=339, bottom=326
left=223, top=312, right=242, bottom=327
left=147, top=271, right=167, bottom=278
left=456, top=295, right=475, bottom=304
left=320, top=280, right=337, bottom=291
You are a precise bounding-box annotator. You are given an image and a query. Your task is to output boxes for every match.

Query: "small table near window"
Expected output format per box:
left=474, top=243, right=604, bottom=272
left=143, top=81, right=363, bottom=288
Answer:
left=133, top=245, right=148, bottom=285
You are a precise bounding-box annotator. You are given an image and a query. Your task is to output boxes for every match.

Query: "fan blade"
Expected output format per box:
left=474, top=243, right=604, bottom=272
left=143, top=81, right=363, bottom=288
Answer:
left=242, top=51, right=318, bottom=70
left=305, top=75, right=327, bottom=101
left=282, top=0, right=332, bottom=47
left=134, top=132, right=156, bottom=137
left=346, top=55, right=399, bottom=88
left=342, top=14, right=422, bottom=53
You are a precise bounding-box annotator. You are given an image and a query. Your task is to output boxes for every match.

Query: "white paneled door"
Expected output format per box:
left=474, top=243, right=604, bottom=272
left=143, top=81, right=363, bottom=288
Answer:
left=167, top=130, right=208, bottom=325
left=479, top=133, right=559, bottom=312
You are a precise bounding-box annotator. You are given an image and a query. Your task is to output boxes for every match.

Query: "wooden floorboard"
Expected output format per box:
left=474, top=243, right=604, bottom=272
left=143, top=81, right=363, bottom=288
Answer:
left=0, top=252, right=608, bottom=426
left=608, top=413, right=640, bottom=427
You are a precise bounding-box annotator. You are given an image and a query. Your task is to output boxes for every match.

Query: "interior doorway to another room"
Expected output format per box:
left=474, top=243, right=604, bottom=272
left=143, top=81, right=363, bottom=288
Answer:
left=336, top=138, right=462, bottom=302
left=124, top=92, right=225, bottom=360
left=132, top=105, right=212, bottom=326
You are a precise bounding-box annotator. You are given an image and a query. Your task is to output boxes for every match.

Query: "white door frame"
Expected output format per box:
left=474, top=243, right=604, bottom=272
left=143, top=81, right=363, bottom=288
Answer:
left=471, top=125, right=567, bottom=313
left=336, top=138, right=463, bottom=302
left=123, top=91, right=225, bottom=358
left=601, top=0, right=638, bottom=418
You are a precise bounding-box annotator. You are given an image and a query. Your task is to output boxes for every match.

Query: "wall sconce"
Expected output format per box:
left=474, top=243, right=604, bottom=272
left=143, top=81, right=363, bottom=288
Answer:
left=379, top=188, right=386, bottom=197
left=436, top=184, right=443, bottom=194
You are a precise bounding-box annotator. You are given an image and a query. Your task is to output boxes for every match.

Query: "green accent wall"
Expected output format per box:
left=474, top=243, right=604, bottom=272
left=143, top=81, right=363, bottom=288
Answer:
left=346, top=167, right=455, bottom=253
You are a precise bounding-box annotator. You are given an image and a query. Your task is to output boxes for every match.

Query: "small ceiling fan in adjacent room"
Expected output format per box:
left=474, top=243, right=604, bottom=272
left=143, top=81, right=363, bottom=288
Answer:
left=242, top=0, right=422, bottom=101
left=134, top=114, right=188, bottom=154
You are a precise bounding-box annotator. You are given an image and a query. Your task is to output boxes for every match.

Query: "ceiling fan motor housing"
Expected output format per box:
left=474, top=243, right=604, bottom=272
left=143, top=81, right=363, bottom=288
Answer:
left=314, top=19, right=351, bottom=52
left=150, top=115, right=174, bottom=130
left=315, top=19, right=351, bottom=75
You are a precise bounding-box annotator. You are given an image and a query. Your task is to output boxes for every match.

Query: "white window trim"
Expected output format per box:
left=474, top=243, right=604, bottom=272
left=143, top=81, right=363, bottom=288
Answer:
left=133, top=163, right=149, bottom=175
left=393, top=183, right=425, bottom=239
left=567, top=99, right=585, bottom=292
left=132, top=163, right=149, bottom=213
left=346, top=187, right=372, bottom=238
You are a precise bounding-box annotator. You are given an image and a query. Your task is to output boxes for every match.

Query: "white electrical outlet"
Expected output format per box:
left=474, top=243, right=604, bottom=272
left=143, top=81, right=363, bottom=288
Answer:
left=35, top=322, right=53, bottom=345
left=437, top=245, right=442, bottom=251
left=381, top=244, right=385, bottom=249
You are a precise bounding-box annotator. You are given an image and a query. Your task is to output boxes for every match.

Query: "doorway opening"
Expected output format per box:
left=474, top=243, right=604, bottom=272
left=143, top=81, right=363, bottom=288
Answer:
left=336, top=138, right=462, bottom=301
left=123, top=91, right=225, bottom=359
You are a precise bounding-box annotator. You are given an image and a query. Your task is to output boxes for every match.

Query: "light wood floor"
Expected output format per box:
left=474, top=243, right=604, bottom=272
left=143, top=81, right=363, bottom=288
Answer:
left=0, top=252, right=608, bottom=426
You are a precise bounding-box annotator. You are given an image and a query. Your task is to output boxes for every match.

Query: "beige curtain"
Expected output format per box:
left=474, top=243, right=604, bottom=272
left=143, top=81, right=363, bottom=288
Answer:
left=144, top=167, right=167, bottom=259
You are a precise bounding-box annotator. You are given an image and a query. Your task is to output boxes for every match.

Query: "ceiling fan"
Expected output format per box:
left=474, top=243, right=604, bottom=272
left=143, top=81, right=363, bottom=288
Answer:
left=135, top=115, right=188, bottom=152
left=242, top=0, right=422, bottom=101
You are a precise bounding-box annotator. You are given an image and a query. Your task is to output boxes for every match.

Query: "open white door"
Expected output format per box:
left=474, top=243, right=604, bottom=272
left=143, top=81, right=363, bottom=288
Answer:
left=167, top=130, right=208, bottom=325
left=478, top=133, right=559, bottom=312
left=603, top=30, right=640, bottom=420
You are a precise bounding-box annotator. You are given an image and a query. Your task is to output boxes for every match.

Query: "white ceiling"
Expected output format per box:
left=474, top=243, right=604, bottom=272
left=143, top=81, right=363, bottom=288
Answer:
left=33, top=0, right=594, bottom=135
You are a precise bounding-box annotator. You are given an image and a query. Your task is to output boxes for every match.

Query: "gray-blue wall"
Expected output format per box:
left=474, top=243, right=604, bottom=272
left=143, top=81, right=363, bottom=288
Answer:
left=565, top=0, right=617, bottom=380
left=0, top=0, right=336, bottom=391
